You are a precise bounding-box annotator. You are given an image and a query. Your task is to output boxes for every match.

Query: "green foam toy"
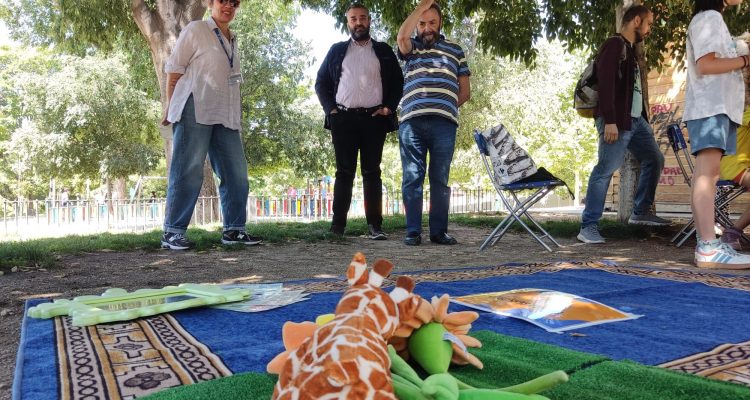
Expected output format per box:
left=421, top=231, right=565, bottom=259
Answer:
left=408, top=322, right=453, bottom=374
left=388, top=345, right=569, bottom=400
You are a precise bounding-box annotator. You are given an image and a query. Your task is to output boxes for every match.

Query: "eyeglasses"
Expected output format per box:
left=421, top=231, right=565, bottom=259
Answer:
left=218, top=0, right=240, bottom=7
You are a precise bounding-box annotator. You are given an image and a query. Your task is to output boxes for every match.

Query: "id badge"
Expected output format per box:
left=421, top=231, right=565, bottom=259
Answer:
left=228, top=73, right=243, bottom=85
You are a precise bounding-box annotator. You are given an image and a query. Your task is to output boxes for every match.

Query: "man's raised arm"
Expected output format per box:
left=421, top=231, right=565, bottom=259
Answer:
left=397, top=0, right=435, bottom=56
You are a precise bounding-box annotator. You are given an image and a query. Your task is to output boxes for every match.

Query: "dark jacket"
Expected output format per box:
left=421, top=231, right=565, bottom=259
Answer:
left=594, top=35, right=649, bottom=131
left=315, top=39, right=404, bottom=132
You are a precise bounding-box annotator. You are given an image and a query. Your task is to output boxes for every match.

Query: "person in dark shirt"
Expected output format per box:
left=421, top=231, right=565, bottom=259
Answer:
left=577, top=5, right=670, bottom=245
left=315, top=3, right=403, bottom=240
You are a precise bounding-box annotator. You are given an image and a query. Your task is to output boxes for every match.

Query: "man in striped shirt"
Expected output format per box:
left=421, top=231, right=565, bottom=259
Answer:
left=397, top=0, right=471, bottom=246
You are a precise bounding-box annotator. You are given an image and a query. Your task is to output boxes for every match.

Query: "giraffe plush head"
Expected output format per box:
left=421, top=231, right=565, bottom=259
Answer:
left=335, top=253, right=420, bottom=340
left=272, top=253, right=421, bottom=400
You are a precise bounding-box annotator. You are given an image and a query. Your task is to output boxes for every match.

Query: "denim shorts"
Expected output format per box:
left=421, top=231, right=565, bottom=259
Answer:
left=687, top=114, right=738, bottom=156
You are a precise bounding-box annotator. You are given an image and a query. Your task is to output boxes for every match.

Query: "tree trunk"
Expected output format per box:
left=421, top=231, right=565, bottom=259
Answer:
left=131, top=0, right=220, bottom=223
left=615, top=0, right=645, bottom=222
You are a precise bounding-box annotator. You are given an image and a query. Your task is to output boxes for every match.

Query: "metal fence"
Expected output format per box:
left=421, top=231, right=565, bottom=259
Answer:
left=0, top=189, right=575, bottom=239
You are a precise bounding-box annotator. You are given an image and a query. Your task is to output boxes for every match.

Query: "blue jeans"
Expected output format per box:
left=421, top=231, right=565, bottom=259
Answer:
left=581, top=116, right=664, bottom=228
left=399, top=115, right=457, bottom=236
left=164, top=95, right=249, bottom=234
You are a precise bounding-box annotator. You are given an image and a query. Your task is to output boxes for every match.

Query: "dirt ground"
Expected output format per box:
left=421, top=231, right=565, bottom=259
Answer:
left=2, top=223, right=745, bottom=400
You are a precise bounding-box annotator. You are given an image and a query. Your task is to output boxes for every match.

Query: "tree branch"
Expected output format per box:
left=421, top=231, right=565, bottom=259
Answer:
left=131, top=0, right=154, bottom=37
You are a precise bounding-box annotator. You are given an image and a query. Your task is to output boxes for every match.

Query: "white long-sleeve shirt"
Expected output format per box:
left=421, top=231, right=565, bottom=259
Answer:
left=165, top=17, right=242, bottom=131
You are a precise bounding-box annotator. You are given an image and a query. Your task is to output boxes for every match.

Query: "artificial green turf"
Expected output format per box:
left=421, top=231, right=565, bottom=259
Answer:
left=448, top=330, right=608, bottom=388
left=141, top=372, right=277, bottom=400
left=544, top=360, right=750, bottom=400
left=140, top=330, right=750, bottom=400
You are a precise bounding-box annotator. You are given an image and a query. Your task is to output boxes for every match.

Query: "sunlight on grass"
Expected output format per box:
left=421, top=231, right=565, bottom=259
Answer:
left=0, top=214, right=678, bottom=272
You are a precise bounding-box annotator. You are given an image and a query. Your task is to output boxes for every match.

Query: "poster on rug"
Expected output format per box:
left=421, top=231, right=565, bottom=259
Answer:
left=212, top=283, right=309, bottom=312
left=451, top=288, right=642, bottom=333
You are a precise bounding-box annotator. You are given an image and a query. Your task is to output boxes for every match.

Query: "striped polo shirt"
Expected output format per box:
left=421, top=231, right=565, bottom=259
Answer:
left=399, top=36, right=470, bottom=124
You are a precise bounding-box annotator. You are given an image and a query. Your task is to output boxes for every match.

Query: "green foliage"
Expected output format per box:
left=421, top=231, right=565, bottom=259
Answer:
left=299, top=0, right=750, bottom=68
left=1, top=0, right=333, bottom=181
left=233, top=0, right=334, bottom=178
left=0, top=46, right=59, bottom=200
left=1, top=0, right=140, bottom=55
left=4, top=53, right=162, bottom=182
left=455, top=39, right=597, bottom=193
left=116, top=33, right=161, bottom=98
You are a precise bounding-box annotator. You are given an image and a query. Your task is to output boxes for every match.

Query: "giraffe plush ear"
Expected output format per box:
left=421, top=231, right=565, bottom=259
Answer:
left=389, top=276, right=415, bottom=303
left=346, top=252, right=369, bottom=286
left=368, top=259, right=394, bottom=288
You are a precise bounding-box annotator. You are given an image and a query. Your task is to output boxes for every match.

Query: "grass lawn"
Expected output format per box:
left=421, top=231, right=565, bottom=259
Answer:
left=0, top=213, right=676, bottom=272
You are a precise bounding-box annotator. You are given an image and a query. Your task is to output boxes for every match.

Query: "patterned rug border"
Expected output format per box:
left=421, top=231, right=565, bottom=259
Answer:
left=660, top=341, right=750, bottom=386
left=54, top=313, right=232, bottom=400
left=285, top=262, right=750, bottom=294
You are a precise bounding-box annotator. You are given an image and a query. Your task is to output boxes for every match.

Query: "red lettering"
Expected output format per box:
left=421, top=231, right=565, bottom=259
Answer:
left=661, top=167, right=682, bottom=176
left=650, top=103, right=674, bottom=115
left=658, top=176, right=676, bottom=185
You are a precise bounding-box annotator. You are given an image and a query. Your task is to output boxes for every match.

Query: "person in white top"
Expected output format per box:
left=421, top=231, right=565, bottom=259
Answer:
left=684, top=0, right=749, bottom=268
left=160, top=0, right=261, bottom=250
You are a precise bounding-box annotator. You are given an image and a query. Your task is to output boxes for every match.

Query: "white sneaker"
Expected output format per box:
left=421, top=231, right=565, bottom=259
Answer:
left=695, top=240, right=750, bottom=269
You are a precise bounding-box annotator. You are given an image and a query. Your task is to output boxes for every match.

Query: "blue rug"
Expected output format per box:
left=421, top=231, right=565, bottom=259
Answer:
left=13, top=262, right=750, bottom=399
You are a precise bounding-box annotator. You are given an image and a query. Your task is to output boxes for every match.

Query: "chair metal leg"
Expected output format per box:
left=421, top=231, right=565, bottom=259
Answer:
left=513, top=190, right=561, bottom=248
left=672, top=218, right=694, bottom=245
left=491, top=189, right=556, bottom=252
left=523, top=211, right=562, bottom=247
left=488, top=196, right=522, bottom=247
left=500, top=208, right=553, bottom=252
left=676, top=226, right=696, bottom=248
left=479, top=218, right=510, bottom=251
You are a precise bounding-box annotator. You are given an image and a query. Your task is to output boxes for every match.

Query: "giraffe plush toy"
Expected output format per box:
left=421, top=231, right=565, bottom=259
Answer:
left=272, top=253, right=421, bottom=400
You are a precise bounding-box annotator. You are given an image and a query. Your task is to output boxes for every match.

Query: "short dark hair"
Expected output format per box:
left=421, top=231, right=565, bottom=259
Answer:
left=621, top=5, right=651, bottom=26
left=693, top=0, right=724, bottom=15
left=346, top=3, right=369, bottom=16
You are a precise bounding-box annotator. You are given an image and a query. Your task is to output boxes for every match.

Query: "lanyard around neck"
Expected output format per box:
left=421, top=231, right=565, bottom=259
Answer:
left=213, top=28, right=235, bottom=69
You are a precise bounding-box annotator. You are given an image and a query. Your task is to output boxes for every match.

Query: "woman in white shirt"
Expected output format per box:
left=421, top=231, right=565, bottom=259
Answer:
left=160, top=0, right=261, bottom=250
left=684, top=0, right=748, bottom=268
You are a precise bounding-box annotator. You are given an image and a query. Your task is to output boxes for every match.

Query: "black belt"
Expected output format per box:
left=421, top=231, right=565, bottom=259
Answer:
left=336, top=104, right=381, bottom=114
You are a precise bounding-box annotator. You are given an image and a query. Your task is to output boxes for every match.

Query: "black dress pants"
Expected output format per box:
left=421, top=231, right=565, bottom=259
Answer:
left=329, top=111, right=388, bottom=229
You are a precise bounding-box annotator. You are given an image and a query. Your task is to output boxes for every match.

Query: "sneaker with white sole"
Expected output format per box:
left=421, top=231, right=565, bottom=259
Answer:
left=577, top=225, right=605, bottom=244
left=368, top=225, right=387, bottom=240
left=161, top=232, right=194, bottom=250
left=222, top=230, right=262, bottom=245
left=628, top=212, right=672, bottom=226
left=695, top=239, right=750, bottom=269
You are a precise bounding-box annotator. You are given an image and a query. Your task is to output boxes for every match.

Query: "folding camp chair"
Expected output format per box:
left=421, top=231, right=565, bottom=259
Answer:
left=665, top=123, right=749, bottom=247
left=473, top=130, right=567, bottom=252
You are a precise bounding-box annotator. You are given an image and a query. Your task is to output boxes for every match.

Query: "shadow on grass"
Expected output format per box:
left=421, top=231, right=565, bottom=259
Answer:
left=0, top=213, right=684, bottom=271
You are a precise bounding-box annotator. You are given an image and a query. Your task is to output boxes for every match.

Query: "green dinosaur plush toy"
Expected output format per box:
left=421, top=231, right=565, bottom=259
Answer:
left=388, top=346, right=568, bottom=400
